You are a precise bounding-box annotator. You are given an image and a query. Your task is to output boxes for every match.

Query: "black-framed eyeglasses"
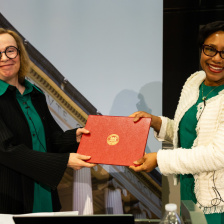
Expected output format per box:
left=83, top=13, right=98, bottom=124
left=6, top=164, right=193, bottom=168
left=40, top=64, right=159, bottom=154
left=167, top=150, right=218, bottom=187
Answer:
left=0, top=46, right=20, bottom=59
left=202, top=44, right=224, bottom=59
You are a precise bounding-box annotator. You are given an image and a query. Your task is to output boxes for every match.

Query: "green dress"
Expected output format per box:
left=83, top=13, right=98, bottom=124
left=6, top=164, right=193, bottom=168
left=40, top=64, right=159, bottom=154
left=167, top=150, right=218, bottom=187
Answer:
left=179, top=82, right=224, bottom=223
left=16, top=80, right=53, bottom=213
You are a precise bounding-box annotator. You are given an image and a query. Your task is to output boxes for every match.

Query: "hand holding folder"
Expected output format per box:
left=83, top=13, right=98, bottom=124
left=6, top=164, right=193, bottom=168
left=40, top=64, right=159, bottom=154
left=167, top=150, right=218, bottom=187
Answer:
left=77, top=115, right=151, bottom=166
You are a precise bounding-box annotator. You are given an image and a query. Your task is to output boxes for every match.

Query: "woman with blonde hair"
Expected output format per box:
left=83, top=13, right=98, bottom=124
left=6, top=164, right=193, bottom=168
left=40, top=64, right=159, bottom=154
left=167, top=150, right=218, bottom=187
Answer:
left=0, top=28, right=95, bottom=214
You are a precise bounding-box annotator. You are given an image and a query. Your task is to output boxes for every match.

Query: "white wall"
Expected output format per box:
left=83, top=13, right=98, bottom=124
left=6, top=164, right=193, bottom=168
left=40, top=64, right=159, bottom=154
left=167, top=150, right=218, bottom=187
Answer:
left=0, top=0, right=163, bottom=154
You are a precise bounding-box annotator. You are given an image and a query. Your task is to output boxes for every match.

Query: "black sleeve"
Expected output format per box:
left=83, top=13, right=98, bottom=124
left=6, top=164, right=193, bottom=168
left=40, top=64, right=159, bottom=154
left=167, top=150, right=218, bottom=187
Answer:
left=0, top=115, right=70, bottom=189
left=0, top=85, right=83, bottom=189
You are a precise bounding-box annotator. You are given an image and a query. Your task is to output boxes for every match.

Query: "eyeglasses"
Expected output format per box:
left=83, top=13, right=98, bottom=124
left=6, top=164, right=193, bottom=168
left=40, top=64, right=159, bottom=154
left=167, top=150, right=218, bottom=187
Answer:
left=0, top=46, right=20, bottom=59
left=202, top=44, right=224, bottom=59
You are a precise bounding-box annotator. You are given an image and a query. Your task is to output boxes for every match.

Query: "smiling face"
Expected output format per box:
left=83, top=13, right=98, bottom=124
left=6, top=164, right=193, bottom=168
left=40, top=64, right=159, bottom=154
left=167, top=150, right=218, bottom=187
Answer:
left=0, top=33, right=20, bottom=84
left=200, top=31, right=224, bottom=86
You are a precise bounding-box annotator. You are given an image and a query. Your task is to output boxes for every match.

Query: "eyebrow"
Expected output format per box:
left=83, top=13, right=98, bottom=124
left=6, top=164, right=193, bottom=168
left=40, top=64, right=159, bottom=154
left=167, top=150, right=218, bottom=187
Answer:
left=205, top=44, right=224, bottom=50
left=0, top=45, right=18, bottom=51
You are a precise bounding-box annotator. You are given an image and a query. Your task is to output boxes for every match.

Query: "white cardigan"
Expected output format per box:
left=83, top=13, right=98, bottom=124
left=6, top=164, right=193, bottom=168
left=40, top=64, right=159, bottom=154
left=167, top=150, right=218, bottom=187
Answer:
left=156, top=70, right=224, bottom=214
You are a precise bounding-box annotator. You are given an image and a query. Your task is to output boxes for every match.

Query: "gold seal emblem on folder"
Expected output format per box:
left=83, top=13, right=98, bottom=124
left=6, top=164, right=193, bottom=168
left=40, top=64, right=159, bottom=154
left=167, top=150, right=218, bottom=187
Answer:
left=107, top=134, right=119, bottom=145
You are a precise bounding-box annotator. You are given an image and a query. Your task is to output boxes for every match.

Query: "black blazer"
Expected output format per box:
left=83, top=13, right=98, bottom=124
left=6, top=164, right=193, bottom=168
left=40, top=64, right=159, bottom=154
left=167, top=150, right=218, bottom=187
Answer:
left=0, top=85, right=79, bottom=214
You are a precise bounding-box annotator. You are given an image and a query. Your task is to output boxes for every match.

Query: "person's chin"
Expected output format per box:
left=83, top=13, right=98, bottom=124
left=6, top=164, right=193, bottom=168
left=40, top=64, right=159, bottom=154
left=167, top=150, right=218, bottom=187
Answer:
left=205, top=72, right=224, bottom=85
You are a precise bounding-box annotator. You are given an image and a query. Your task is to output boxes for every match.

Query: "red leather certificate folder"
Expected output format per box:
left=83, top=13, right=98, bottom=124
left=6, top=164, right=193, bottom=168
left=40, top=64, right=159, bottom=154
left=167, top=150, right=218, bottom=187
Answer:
left=77, top=115, right=151, bottom=166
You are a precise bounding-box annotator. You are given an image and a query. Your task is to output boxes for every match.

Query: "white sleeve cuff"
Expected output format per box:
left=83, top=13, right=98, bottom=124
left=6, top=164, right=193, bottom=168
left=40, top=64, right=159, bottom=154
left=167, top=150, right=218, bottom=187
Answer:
left=154, top=116, right=167, bottom=141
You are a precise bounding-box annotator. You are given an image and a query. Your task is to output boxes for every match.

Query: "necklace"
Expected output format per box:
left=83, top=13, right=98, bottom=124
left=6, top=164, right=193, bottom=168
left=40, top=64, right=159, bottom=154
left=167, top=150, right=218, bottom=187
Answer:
left=201, top=83, right=219, bottom=102
left=198, top=83, right=219, bottom=120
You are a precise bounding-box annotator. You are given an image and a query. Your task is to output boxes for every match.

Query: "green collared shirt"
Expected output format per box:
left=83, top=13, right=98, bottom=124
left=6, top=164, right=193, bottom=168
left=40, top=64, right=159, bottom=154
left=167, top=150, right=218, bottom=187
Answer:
left=0, top=79, right=53, bottom=213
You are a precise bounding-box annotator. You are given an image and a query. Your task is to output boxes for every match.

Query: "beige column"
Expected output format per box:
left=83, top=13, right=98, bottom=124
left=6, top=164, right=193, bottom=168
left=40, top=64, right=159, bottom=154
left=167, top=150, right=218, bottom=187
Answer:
left=104, top=188, right=124, bottom=214
left=132, top=202, right=151, bottom=219
left=73, top=168, right=93, bottom=214
left=134, top=210, right=147, bottom=219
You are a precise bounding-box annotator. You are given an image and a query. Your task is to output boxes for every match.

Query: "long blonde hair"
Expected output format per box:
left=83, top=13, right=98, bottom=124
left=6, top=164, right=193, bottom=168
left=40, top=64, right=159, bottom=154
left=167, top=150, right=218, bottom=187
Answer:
left=0, top=28, right=30, bottom=84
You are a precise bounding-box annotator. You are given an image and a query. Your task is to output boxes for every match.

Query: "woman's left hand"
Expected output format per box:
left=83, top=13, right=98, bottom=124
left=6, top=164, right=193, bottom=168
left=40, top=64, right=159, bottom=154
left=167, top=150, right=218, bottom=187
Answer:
left=67, top=153, right=96, bottom=170
left=76, top=127, right=90, bottom=143
left=129, top=152, right=158, bottom=173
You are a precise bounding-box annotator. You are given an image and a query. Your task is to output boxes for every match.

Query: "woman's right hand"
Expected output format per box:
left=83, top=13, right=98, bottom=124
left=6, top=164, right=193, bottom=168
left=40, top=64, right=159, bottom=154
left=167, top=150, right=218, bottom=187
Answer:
left=67, top=153, right=96, bottom=170
left=129, top=111, right=162, bottom=133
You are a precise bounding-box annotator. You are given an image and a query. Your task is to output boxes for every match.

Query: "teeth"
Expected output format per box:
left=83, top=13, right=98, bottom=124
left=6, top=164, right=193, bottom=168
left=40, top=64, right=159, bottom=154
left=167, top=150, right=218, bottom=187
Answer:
left=209, top=64, right=223, bottom=71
